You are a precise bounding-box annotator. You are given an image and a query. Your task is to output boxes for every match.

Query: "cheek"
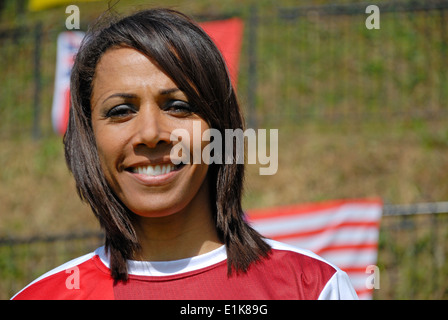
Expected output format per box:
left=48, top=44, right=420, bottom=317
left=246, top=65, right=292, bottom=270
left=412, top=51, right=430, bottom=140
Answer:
left=95, top=132, right=111, bottom=166
left=193, top=120, right=212, bottom=153
left=96, top=143, right=112, bottom=176
left=94, top=127, right=125, bottom=181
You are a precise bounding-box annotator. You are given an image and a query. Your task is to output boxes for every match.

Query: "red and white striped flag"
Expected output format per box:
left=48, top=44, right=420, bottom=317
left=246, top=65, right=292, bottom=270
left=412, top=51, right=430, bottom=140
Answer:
left=51, top=31, right=84, bottom=135
left=247, top=198, right=382, bottom=299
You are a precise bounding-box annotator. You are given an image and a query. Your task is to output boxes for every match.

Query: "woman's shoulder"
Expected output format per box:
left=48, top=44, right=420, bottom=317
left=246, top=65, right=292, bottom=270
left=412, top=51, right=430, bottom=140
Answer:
left=262, top=239, right=358, bottom=299
left=11, top=247, right=114, bottom=300
left=266, top=239, right=341, bottom=278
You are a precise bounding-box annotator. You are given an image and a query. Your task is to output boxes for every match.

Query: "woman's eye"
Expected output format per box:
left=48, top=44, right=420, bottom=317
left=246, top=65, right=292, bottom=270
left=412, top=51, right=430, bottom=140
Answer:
left=164, top=100, right=195, bottom=115
left=106, top=104, right=136, bottom=118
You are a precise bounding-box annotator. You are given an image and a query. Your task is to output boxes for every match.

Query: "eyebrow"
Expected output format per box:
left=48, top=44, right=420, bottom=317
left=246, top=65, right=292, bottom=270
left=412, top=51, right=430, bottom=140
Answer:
left=160, top=88, right=181, bottom=95
left=102, top=93, right=138, bottom=104
left=102, top=88, right=182, bottom=104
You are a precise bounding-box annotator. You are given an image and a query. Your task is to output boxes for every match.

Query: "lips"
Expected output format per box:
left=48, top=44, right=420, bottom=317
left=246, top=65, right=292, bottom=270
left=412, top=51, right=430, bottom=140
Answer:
left=124, top=161, right=186, bottom=186
left=131, top=163, right=177, bottom=176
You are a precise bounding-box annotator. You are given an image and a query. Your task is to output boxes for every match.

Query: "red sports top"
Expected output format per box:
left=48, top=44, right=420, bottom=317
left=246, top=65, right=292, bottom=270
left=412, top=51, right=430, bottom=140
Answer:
left=12, top=240, right=357, bottom=300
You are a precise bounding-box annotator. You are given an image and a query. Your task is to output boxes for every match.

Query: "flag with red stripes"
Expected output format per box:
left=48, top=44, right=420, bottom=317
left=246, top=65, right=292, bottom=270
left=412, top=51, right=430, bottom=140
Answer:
left=247, top=198, right=382, bottom=299
left=51, top=31, right=84, bottom=135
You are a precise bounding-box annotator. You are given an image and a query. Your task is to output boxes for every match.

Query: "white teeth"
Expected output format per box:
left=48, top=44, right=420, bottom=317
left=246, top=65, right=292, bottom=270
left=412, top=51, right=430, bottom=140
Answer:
left=132, top=164, right=175, bottom=176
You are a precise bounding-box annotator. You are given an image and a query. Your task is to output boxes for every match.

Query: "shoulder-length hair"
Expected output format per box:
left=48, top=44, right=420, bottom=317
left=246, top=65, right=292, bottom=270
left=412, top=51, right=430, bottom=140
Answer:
left=64, top=8, right=270, bottom=282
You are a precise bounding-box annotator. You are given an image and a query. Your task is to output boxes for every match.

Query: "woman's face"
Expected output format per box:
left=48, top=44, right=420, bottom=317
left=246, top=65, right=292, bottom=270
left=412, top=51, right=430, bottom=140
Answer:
left=91, top=47, right=210, bottom=218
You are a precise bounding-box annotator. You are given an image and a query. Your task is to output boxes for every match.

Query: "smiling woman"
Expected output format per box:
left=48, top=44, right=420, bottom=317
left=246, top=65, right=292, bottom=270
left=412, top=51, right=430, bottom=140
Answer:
left=64, top=8, right=265, bottom=282
left=12, top=8, right=357, bottom=300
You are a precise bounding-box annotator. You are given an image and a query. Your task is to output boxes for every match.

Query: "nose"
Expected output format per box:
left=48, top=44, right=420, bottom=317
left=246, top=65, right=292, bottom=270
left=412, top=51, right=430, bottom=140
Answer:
left=131, top=105, right=171, bottom=149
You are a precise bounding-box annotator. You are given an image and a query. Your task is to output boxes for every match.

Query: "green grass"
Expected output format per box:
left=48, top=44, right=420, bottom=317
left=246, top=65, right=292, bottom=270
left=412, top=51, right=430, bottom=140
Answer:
left=376, top=213, right=448, bottom=299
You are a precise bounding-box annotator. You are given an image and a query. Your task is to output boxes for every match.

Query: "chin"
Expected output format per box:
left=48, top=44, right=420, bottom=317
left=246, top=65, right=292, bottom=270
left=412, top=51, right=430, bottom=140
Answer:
left=126, top=198, right=188, bottom=219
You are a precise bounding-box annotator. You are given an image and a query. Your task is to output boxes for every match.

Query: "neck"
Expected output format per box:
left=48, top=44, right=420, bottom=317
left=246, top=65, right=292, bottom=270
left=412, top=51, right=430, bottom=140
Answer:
left=130, top=181, right=222, bottom=261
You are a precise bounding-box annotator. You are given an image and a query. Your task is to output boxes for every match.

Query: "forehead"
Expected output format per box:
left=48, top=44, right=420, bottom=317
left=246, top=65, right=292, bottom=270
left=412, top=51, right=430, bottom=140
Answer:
left=96, top=47, right=153, bottom=71
left=92, top=47, right=177, bottom=100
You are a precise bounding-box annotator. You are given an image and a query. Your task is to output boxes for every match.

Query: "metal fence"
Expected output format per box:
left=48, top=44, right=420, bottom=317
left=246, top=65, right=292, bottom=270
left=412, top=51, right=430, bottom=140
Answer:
left=0, top=231, right=104, bottom=299
left=1, top=209, right=447, bottom=299
left=248, top=0, right=448, bottom=127
left=378, top=208, right=448, bottom=299
left=0, top=24, right=42, bottom=139
left=2, top=0, right=448, bottom=138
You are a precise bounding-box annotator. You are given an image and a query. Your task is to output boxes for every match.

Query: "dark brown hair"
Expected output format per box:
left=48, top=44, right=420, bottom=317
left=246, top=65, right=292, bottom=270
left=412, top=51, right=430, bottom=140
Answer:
left=64, top=8, right=270, bottom=282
